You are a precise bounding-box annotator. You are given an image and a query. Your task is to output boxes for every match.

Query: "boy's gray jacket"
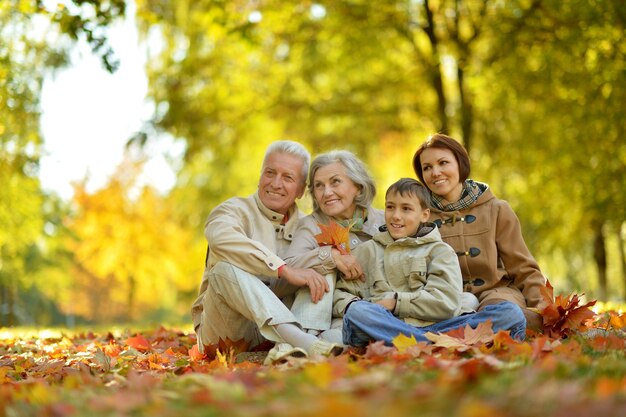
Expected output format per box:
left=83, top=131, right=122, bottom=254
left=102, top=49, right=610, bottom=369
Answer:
left=333, top=224, right=465, bottom=328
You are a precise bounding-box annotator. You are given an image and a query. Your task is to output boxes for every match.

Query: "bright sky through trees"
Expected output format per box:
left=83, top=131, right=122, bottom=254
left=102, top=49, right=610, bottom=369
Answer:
left=38, top=1, right=182, bottom=200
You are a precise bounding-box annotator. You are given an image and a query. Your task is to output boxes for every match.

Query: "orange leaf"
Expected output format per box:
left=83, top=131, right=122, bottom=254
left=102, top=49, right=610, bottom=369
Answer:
left=457, top=321, right=496, bottom=345
left=541, top=291, right=597, bottom=338
left=125, top=334, right=152, bottom=352
left=217, top=337, right=250, bottom=355
left=314, top=221, right=351, bottom=255
left=364, top=341, right=396, bottom=358
left=609, top=311, right=626, bottom=330
left=540, top=279, right=555, bottom=306
left=565, top=304, right=597, bottom=331
left=588, top=334, right=626, bottom=351
left=193, top=337, right=250, bottom=365
left=189, top=344, right=207, bottom=361
left=102, top=342, right=122, bottom=358
left=427, top=321, right=495, bottom=350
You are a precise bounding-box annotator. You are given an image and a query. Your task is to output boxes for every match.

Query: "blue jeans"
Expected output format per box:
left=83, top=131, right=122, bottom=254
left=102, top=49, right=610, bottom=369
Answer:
left=343, top=301, right=527, bottom=347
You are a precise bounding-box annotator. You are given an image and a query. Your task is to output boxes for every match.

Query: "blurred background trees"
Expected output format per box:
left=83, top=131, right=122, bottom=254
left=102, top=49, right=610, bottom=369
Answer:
left=2, top=0, right=625, bottom=326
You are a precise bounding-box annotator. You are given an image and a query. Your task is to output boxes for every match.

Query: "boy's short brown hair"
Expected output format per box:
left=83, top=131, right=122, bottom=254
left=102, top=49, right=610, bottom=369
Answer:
left=385, top=178, right=431, bottom=209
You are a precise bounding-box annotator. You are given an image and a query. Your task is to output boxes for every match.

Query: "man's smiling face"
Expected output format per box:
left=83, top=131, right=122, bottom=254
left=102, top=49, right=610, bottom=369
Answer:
left=257, top=152, right=306, bottom=215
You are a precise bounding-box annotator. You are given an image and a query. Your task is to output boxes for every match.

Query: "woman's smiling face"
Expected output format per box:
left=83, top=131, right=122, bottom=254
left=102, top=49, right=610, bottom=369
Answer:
left=419, top=147, right=463, bottom=202
left=312, top=162, right=361, bottom=220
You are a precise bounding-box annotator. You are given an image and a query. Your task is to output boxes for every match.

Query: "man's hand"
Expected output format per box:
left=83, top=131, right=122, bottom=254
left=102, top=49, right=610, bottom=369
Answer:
left=331, top=249, right=364, bottom=281
left=280, top=265, right=329, bottom=303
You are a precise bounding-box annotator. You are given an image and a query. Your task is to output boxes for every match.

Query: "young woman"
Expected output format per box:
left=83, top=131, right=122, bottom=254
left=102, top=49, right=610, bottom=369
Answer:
left=412, top=134, right=549, bottom=331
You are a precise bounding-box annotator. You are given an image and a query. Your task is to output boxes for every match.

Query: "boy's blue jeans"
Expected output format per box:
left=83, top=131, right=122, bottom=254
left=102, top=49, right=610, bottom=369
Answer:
left=343, top=300, right=527, bottom=347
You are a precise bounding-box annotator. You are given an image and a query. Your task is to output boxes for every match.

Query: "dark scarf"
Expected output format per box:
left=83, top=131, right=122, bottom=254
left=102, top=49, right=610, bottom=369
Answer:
left=430, top=179, right=488, bottom=211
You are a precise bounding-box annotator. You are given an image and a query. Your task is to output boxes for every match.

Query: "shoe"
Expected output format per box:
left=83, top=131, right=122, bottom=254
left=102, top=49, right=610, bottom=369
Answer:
left=307, top=339, right=344, bottom=357
left=263, top=343, right=307, bottom=365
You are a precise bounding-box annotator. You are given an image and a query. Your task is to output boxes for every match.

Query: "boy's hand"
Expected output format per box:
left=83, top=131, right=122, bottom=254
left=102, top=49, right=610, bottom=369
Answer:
left=375, top=298, right=397, bottom=311
left=331, top=249, right=365, bottom=281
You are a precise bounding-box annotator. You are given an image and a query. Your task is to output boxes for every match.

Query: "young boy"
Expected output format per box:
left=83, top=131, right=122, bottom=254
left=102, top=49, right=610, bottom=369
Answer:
left=334, top=178, right=526, bottom=347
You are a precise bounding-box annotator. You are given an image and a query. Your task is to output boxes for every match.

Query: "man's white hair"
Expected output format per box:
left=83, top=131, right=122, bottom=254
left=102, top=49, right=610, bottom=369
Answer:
left=263, top=140, right=311, bottom=184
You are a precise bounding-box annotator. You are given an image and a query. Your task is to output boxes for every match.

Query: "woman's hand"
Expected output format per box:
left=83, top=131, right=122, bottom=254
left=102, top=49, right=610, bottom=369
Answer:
left=332, top=248, right=365, bottom=281
left=279, top=265, right=329, bottom=303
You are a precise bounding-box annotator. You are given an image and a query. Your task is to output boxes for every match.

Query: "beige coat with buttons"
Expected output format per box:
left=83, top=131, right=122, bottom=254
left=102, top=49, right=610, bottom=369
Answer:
left=429, top=187, right=547, bottom=310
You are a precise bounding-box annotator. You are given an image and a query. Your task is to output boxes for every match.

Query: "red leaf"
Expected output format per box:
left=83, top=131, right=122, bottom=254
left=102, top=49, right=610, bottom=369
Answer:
left=125, top=334, right=152, bottom=352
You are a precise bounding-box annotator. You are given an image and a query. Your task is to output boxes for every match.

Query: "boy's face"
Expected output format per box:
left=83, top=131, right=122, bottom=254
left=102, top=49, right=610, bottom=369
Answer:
left=385, top=191, right=430, bottom=239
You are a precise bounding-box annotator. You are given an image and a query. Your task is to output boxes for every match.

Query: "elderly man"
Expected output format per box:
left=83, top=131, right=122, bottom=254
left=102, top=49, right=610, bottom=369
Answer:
left=191, top=140, right=342, bottom=362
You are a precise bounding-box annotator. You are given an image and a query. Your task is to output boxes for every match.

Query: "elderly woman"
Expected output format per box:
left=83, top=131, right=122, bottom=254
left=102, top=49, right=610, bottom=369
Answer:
left=285, top=150, right=385, bottom=339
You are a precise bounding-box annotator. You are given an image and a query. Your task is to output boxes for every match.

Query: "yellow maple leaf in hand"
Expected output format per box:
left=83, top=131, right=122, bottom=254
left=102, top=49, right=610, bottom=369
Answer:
left=315, top=221, right=352, bottom=255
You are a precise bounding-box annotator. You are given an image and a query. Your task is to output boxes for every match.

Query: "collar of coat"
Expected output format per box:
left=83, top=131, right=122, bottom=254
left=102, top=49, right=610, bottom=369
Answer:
left=253, top=192, right=300, bottom=225
left=373, top=222, right=442, bottom=247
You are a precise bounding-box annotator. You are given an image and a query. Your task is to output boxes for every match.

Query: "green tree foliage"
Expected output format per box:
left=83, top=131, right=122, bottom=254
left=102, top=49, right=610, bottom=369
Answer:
left=3, top=0, right=625, bottom=326
left=1, top=0, right=57, bottom=325
left=0, top=0, right=125, bottom=325
left=135, top=0, right=626, bottom=301
left=472, top=0, right=626, bottom=297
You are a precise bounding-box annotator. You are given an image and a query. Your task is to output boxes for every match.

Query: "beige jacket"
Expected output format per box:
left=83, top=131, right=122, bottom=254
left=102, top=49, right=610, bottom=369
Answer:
left=283, top=207, right=385, bottom=273
left=429, top=187, right=547, bottom=309
left=333, top=224, right=464, bottom=328
left=191, top=193, right=303, bottom=331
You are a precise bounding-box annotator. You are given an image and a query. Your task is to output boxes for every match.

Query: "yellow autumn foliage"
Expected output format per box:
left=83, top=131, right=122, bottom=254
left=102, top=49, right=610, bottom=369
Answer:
left=64, top=156, right=204, bottom=322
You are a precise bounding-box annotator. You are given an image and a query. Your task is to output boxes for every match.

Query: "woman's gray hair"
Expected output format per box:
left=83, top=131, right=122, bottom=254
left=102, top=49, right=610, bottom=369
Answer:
left=308, top=150, right=376, bottom=213
left=263, top=140, right=311, bottom=184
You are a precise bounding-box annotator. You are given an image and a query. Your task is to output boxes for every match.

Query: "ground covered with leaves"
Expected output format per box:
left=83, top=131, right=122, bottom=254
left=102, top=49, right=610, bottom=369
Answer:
left=1, top=299, right=625, bottom=417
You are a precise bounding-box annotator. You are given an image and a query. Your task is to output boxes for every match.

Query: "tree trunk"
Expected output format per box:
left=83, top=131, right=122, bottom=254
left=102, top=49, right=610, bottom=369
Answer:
left=128, top=274, right=136, bottom=321
left=617, top=223, right=626, bottom=300
left=457, top=65, right=473, bottom=153
left=422, top=0, right=449, bottom=134
left=0, top=282, right=16, bottom=326
left=593, top=224, right=608, bottom=301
